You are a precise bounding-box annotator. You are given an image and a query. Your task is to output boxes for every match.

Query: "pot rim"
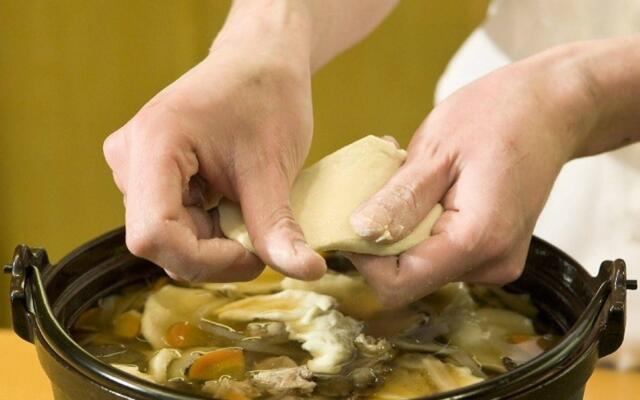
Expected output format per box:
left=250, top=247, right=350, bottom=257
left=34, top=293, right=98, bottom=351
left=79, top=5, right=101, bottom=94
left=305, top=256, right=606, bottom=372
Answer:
left=5, top=227, right=637, bottom=400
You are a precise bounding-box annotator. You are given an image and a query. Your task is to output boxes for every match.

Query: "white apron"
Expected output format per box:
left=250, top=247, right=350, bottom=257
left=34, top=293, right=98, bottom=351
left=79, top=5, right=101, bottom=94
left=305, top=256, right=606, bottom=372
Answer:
left=436, top=0, right=640, bottom=369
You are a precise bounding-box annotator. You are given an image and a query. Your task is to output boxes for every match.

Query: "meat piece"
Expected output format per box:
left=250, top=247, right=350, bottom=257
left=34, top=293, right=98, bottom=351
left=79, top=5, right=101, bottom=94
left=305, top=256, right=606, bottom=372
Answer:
left=245, top=321, right=288, bottom=342
left=202, top=377, right=261, bottom=399
left=250, top=366, right=316, bottom=395
left=354, top=334, right=394, bottom=360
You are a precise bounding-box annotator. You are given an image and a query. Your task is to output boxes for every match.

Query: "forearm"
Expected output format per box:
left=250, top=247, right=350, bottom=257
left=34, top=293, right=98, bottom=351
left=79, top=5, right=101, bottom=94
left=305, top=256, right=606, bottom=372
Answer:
left=574, top=35, right=640, bottom=156
left=216, top=0, right=399, bottom=72
left=540, top=35, right=640, bottom=158
left=304, top=0, right=400, bottom=71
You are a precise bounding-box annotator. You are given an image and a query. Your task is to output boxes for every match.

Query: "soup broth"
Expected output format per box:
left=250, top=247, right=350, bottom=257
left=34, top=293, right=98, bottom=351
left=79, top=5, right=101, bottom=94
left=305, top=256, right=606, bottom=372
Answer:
left=71, top=268, right=557, bottom=399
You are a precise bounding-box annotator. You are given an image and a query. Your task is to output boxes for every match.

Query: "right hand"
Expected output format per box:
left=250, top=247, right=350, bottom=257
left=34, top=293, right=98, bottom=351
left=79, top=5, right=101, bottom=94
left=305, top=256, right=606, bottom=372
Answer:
left=348, top=51, right=597, bottom=307
left=103, top=15, right=326, bottom=282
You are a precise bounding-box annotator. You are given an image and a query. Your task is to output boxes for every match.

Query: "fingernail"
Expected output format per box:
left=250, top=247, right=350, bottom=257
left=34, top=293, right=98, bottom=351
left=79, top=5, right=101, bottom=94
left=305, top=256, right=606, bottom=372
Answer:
left=350, top=203, right=389, bottom=239
left=293, top=240, right=327, bottom=278
left=164, top=269, right=182, bottom=282
left=265, top=238, right=326, bottom=280
left=380, top=135, right=400, bottom=149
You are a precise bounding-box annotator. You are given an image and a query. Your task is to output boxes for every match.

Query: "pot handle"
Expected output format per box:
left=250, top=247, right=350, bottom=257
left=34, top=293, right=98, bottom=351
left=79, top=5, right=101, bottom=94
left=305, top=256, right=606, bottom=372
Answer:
left=3, top=244, right=50, bottom=343
left=596, top=259, right=637, bottom=357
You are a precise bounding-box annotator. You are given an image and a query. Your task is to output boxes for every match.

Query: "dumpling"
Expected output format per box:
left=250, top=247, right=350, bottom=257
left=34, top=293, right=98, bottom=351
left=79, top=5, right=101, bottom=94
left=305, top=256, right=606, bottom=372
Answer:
left=140, top=285, right=230, bottom=349
left=216, top=289, right=362, bottom=374
left=369, top=354, right=483, bottom=399
left=219, top=136, right=443, bottom=256
left=282, top=272, right=381, bottom=319
left=202, top=267, right=284, bottom=296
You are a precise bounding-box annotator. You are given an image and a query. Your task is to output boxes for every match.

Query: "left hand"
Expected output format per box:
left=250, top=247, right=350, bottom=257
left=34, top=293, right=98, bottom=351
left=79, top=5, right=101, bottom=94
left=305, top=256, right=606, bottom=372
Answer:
left=103, top=10, right=327, bottom=282
left=347, top=53, right=596, bottom=307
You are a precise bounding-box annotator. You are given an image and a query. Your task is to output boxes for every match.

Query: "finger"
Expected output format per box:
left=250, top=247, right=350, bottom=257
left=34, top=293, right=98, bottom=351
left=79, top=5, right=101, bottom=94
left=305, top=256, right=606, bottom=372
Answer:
left=343, top=252, right=400, bottom=307
left=237, top=166, right=326, bottom=281
left=164, top=208, right=266, bottom=282
left=350, top=151, right=451, bottom=244
left=124, top=133, right=263, bottom=282
left=380, top=135, right=400, bottom=148
left=183, top=175, right=222, bottom=209
left=350, top=209, right=483, bottom=307
left=162, top=244, right=265, bottom=282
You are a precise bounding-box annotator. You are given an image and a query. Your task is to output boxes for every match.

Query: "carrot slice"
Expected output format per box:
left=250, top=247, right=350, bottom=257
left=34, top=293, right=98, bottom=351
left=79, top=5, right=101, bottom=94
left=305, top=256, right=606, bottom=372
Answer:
left=112, top=310, right=141, bottom=339
left=225, top=391, right=250, bottom=400
left=507, top=334, right=537, bottom=344
left=187, top=348, right=245, bottom=381
left=165, top=321, right=213, bottom=348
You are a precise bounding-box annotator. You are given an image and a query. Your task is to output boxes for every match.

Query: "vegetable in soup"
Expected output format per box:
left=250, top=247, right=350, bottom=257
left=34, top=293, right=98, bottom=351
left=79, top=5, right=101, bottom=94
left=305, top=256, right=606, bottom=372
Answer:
left=71, top=267, right=557, bottom=399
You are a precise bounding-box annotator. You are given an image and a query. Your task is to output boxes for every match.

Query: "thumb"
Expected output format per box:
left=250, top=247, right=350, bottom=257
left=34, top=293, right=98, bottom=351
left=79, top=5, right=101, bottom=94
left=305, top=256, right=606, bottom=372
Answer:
left=350, top=154, right=450, bottom=243
left=238, top=167, right=326, bottom=280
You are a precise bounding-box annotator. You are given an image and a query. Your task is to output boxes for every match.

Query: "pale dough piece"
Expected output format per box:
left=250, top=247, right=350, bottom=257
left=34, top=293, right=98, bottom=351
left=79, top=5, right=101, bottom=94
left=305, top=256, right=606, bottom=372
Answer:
left=219, top=135, right=443, bottom=256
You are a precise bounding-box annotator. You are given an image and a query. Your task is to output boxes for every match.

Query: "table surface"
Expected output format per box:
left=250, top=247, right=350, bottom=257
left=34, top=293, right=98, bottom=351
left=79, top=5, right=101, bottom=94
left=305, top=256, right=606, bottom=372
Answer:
left=1, top=330, right=639, bottom=399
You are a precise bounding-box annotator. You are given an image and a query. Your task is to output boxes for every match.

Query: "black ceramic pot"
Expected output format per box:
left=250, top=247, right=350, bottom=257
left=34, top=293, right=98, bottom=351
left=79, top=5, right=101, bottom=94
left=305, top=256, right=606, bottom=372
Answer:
left=4, top=227, right=637, bottom=400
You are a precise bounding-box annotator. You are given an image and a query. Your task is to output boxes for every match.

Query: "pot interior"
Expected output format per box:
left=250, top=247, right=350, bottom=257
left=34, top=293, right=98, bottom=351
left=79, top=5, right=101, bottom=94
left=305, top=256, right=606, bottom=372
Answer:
left=32, top=228, right=608, bottom=400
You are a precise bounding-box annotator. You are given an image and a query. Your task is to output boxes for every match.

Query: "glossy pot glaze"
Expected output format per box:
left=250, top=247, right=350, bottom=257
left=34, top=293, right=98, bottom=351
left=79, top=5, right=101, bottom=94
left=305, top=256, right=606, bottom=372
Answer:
left=5, top=227, right=636, bottom=400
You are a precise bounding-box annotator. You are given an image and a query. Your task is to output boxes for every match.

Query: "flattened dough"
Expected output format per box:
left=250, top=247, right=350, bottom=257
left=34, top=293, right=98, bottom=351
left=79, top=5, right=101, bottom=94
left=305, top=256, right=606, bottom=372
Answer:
left=219, top=135, right=443, bottom=256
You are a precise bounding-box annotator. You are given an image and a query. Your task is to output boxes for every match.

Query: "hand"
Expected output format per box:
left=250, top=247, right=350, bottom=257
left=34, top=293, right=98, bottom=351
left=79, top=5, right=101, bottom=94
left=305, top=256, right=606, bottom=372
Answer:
left=103, top=14, right=326, bottom=282
left=348, top=53, right=597, bottom=307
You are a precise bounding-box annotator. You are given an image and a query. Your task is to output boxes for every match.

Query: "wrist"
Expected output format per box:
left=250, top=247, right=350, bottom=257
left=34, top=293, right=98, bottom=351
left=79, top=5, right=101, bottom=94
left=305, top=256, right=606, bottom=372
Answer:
left=509, top=43, right=604, bottom=163
left=212, top=1, right=313, bottom=73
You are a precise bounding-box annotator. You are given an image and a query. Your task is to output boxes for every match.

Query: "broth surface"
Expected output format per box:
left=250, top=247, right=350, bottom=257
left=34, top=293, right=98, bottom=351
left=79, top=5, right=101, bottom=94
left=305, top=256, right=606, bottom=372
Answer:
left=72, top=268, right=557, bottom=399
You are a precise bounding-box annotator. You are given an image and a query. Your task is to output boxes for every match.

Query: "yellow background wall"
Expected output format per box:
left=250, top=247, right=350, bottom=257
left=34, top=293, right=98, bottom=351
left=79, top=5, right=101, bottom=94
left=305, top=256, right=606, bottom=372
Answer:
left=0, top=0, right=488, bottom=326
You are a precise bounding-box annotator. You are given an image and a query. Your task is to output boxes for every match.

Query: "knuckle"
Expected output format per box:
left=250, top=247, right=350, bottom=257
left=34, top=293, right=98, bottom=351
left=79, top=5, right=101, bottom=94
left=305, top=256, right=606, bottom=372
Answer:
left=129, top=102, right=183, bottom=143
left=482, top=234, right=513, bottom=261
left=265, top=205, right=299, bottom=233
left=103, top=133, right=123, bottom=168
left=125, top=220, right=163, bottom=259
